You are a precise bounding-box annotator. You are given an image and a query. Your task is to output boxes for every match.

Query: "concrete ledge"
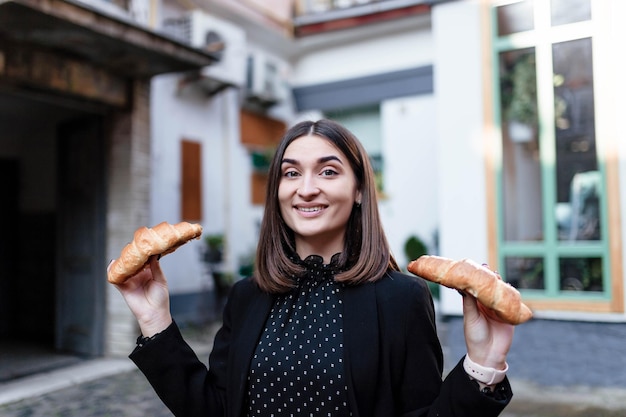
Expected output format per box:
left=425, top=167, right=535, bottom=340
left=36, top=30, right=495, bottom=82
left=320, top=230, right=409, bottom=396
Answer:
left=0, top=358, right=135, bottom=406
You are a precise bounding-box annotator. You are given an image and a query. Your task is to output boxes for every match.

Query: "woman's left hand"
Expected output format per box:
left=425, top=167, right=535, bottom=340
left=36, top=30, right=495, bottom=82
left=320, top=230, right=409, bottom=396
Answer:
left=461, top=275, right=514, bottom=370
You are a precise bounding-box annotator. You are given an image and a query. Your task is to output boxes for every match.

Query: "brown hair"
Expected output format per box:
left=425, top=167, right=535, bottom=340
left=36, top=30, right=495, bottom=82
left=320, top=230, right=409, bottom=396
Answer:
left=254, top=119, right=399, bottom=293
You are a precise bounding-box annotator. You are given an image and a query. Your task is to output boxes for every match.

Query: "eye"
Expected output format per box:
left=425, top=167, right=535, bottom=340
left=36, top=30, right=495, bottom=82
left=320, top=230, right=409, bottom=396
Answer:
left=284, top=169, right=300, bottom=178
left=321, top=168, right=338, bottom=176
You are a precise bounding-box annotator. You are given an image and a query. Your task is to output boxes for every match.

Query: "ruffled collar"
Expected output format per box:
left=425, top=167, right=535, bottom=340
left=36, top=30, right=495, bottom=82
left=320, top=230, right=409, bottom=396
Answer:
left=289, top=252, right=343, bottom=285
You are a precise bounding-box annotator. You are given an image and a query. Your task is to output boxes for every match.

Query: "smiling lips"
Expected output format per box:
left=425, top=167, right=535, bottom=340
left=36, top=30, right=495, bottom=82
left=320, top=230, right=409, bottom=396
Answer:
left=296, top=205, right=326, bottom=214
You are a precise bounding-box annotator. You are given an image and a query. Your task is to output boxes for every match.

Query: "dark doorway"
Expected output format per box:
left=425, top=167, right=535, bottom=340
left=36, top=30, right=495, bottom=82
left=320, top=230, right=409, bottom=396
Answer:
left=0, top=94, right=106, bottom=381
left=0, top=159, right=19, bottom=339
left=56, top=116, right=106, bottom=357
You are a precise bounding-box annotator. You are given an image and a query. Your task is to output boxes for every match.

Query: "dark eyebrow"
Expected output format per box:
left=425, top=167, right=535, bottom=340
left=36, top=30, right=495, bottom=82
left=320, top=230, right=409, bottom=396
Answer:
left=281, top=155, right=343, bottom=165
left=319, top=155, right=343, bottom=164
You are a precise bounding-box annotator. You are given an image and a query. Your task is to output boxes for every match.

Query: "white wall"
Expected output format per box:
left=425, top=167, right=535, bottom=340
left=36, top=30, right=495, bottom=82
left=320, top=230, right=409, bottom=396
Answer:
left=379, top=95, right=438, bottom=269
left=432, top=0, right=488, bottom=316
left=150, top=73, right=217, bottom=293
left=151, top=72, right=276, bottom=294
left=292, top=28, right=433, bottom=86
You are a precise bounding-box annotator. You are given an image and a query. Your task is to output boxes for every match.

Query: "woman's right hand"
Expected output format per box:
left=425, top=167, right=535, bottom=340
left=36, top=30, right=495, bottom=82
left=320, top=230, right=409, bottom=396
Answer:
left=110, top=255, right=173, bottom=337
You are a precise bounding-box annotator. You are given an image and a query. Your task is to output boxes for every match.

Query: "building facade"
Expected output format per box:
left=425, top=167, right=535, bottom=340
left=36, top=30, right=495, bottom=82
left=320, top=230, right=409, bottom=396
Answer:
left=2, top=0, right=626, bottom=379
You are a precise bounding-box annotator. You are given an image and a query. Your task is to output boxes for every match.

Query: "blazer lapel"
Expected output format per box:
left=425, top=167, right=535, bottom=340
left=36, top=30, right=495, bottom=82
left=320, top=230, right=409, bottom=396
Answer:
left=342, top=282, right=379, bottom=417
left=229, top=289, right=273, bottom=417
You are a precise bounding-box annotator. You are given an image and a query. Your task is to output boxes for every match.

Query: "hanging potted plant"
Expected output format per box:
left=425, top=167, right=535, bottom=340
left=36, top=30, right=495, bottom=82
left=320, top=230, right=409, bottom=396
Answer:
left=501, top=53, right=538, bottom=143
left=203, top=234, right=224, bottom=264
left=250, top=147, right=275, bottom=173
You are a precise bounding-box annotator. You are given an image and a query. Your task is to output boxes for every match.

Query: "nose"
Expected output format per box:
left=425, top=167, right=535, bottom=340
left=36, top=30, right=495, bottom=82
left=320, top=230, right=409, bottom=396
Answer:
left=297, top=174, right=320, bottom=198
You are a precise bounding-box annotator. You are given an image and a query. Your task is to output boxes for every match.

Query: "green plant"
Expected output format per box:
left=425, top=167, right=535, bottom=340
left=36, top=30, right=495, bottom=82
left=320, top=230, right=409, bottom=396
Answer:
left=203, top=234, right=224, bottom=264
left=501, top=53, right=537, bottom=126
left=404, top=235, right=427, bottom=261
left=250, top=148, right=275, bottom=173
left=204, top=234, right=224, bottom=251
left=238, top=250, right=255, bottom=277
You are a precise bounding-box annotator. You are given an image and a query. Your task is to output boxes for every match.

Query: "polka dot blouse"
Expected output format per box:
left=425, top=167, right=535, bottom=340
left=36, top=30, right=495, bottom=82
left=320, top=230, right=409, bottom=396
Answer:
left=247, top=254, right=351, bottom=417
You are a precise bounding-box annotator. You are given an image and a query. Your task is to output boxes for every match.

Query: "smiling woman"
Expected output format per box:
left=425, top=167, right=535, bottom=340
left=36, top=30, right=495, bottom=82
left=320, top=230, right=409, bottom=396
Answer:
left=255, top=119, right=388, bottom=294
left=114, top=119, right=517, bottom=417
left=277, top=135, right=361, bottom=265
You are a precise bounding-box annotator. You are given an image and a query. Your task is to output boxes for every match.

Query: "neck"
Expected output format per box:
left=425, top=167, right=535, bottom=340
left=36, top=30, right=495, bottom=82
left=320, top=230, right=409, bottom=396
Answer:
left=295, top=236, right=343, bottom=265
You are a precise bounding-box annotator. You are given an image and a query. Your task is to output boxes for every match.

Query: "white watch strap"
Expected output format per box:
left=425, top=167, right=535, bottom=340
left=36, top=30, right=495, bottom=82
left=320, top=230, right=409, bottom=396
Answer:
left=463, top=354, right=508, bottom=385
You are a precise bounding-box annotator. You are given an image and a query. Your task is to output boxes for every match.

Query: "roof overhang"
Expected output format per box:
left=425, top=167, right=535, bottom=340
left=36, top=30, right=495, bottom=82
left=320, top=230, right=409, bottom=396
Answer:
left=0, top=0, right=219, bottom=78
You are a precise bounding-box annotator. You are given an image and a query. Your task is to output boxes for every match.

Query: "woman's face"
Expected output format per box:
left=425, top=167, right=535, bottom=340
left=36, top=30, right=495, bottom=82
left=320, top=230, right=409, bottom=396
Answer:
left=278, top=134, right=361, bottom=260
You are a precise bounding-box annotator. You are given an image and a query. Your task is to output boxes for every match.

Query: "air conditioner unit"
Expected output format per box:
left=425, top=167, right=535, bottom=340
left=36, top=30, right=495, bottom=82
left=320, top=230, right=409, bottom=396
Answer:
left=245, top=51, right=288, bottom=108
left=162, top=10, right=247, bottom=89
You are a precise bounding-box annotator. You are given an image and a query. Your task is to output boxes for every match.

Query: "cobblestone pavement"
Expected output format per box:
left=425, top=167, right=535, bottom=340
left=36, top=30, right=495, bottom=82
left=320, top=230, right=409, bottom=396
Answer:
left=0, top=370, right=173, bottom=417
left=442, top=317, right=626, bottom=388
left=1, top=317, right=626, bottom=416
left=442, top=317, right=626, bottom=417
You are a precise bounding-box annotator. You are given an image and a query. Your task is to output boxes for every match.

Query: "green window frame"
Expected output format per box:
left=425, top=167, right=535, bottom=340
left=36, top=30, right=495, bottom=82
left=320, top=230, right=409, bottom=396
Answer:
left=491, top=0, right=611, bottom=303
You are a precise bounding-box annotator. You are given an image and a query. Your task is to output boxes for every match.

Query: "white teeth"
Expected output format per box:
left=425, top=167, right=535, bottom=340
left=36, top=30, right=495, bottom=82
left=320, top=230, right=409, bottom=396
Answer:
left=299, top=206, right=322, bottom=212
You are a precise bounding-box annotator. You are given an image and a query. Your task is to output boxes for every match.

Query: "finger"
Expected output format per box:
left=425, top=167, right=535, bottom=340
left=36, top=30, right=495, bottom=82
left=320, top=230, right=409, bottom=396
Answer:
left=107, top=259, right=133, bottom=291
left=148, top=255, right=167, bottom=285
left=462, top=291, right=481, bottom=323
left=476, top=301, right=502, bottom=322
left=112, top=260, right=152, bottom=290
left=462, top=290, right=502, bottom=323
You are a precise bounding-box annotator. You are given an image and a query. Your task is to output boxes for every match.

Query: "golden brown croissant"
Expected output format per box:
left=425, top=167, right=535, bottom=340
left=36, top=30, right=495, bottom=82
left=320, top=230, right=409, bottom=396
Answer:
left=107, top=221, right=203, bottom=284
left=407, top=255, right=533, bottom=325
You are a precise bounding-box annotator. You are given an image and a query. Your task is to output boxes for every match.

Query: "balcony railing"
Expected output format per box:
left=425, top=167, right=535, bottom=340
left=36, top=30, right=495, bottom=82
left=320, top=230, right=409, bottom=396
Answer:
left=293, top=0, right=432, bottom=36
left=296, top=0, right=378, bottom=15
left=295, top=0, right=429, bottom=18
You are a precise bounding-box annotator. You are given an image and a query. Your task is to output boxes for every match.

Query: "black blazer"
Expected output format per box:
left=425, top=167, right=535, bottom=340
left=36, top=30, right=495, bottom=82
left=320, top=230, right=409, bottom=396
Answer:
left=131, top=271, right=511, bottom=417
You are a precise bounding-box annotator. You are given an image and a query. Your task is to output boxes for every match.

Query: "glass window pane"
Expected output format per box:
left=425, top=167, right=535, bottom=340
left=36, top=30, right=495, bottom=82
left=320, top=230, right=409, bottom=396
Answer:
left=553, top=38, right=599, bottom=241
left=496, top=0, right=534, bottom=36
left=505, top=256, right=544, bottom=290
left=551, top=0, right=591, bottom=26
left=559, top=257, right=603, bottom=292
left=500, top=49, right=543, bottom=241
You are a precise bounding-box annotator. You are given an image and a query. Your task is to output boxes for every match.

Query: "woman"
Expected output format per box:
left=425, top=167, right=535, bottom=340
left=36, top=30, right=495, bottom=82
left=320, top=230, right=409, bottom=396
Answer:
left=113, top=119, right=514, bottom=417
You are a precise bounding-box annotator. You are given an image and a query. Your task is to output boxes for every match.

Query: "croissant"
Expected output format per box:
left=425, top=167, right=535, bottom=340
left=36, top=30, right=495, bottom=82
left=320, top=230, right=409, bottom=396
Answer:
left=107, top=221, right=203, bottom=284
left=407, top=255, right=532, bottom=325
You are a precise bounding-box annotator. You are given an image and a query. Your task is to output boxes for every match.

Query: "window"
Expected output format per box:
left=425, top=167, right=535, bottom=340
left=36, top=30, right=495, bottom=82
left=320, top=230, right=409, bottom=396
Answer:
left=493, top=0, right=614, bottom=306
